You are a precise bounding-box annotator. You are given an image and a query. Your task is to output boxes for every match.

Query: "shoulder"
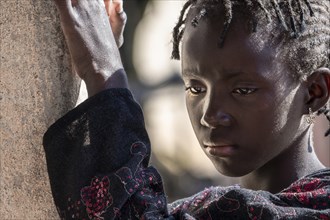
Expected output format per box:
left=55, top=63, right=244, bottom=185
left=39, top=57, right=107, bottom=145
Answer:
left=168, top=170, right=330, bottom=219
left=277, top=168, right=330, bottom=210
left=281, top=168, right=330, bottom=194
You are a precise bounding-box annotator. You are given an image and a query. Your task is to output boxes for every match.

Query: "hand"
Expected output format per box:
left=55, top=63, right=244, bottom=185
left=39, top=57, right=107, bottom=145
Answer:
left=104, top=0, right=127, bottom=48
left=53, top=0, right=127, bottom=97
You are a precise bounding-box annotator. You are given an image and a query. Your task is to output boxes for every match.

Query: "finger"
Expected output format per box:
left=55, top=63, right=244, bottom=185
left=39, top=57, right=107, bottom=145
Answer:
left=104, top=0, right=116, bottom=17
left=111, top=13, right=126, bottom=48
left=112, top=0, right=124, bottom=14
left=104, top=0, right=111, bottom=16
left=105, top=0, right=123, bottom=16
left=116, top=11, right=127, bottom=26
left=110, top=0, right=126, bottom=23
left=104, top=0, right=126, bottom=48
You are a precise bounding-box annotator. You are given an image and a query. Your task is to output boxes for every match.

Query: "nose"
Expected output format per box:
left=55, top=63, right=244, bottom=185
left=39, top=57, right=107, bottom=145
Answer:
left=200, top=94, right=232, bottom=128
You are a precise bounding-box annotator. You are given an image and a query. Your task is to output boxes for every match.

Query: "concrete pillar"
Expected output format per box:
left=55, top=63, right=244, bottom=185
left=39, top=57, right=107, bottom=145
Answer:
left=0, top=1, right=80, bottom=218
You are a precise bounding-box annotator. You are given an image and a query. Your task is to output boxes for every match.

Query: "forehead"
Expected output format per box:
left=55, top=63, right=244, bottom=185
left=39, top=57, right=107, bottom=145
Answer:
left=181, top=14, right=279, bottom=78
left=184, top=4, right=276, bottom=50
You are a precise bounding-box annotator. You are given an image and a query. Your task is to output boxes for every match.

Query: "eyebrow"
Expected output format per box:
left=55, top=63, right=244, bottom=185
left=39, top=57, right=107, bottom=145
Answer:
left=182, top=68, right=248, bottom=80
left=181, top=68, right=200, bottom=78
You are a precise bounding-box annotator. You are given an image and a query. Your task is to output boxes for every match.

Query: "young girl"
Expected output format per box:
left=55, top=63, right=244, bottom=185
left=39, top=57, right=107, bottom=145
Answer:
left=45, top=0, right=330, bottom=219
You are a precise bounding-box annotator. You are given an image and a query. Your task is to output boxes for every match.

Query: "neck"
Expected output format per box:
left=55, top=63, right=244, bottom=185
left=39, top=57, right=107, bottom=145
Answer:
left=239, top=132, right=325, bottom=193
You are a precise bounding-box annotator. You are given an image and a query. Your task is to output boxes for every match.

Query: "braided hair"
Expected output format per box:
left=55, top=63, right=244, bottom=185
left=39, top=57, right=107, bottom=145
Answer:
left=171, top=0, right=330, bottom=136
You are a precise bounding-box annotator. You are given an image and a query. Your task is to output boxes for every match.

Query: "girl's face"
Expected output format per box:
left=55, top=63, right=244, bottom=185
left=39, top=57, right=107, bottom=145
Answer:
left=181, top=18, right=307, bottom=177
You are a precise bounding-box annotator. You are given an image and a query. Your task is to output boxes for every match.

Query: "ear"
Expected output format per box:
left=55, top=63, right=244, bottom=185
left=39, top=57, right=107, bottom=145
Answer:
left=304, top=68, right=330, bottom=112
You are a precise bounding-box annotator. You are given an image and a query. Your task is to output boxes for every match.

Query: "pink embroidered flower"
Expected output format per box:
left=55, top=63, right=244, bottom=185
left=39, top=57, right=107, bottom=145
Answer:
left=81, top=176, right=113, bottom=220
left=296, top=193, right=309, bottom=205
left=302, top=178, right=322, bottom=191
left=288, top=178, right=323, bottom=193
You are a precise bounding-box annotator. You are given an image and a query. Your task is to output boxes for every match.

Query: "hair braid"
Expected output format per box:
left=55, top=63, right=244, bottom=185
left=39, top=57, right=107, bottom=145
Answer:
left=286, top=0, right=299, bottom=37
left=271, top=0, right=289, bottom=31
left=245, top=0, right=258, bottom=32
left=191, top=8, right=207, bottom=27
left=285, top=0, right=329, bottom=80
left=255, top=0, right=272, bottom=22
left=296, top=0, right=306, bottom=31
left=303, top=0, right=315, bottom=16
left=218, top=0, right=233, bottom=47
left=171, top=0, right=195, bottom=60
left=172, top=0, right=328, bottom=63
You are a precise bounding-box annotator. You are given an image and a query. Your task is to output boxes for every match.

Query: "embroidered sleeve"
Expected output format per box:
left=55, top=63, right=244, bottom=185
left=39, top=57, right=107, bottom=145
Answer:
left=43, top=88, right=168, bottom=219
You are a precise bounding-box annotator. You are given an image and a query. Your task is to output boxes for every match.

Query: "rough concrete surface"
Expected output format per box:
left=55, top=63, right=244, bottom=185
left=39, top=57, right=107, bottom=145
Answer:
left=0, top=0, right=80, bottom=219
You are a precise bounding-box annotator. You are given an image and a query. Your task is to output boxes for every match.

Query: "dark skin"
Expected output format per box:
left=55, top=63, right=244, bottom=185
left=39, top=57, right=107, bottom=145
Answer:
left=182, top=16, right=330, bottom=193
left=53, top=0, right=128, bottom=97
left=54, top=0, right=330, bottom=193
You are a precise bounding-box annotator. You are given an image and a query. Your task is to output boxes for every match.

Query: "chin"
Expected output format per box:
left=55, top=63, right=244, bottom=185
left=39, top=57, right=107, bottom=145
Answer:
left=213, top=161, right=253, bottom=177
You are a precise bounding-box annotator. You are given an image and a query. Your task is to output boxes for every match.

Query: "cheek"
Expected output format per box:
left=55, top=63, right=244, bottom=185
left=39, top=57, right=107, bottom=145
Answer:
left=270, top=88, right=302, bottom=134
left=186, top=99, right=202, bottom=130
left=235, top=96, right=285, bottom=148
left=271, top=109, right=288, bottom=134
left=247, top=90, right=303, bottom=153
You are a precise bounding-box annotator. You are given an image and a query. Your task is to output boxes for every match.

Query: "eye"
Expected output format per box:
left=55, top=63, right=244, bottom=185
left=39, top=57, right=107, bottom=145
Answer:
left=233, top=88, right=258, bottom=95
left=185, top=86, right=206, bottom=95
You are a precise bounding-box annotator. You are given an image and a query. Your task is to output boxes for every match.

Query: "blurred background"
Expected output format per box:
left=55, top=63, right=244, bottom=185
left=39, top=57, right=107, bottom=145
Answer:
left=2, top=1, right=326, bottom=218
left=77, top=0, right=330, bottom=203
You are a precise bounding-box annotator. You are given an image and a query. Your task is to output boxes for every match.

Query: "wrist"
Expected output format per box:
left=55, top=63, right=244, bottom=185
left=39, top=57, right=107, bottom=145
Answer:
left=84, top=69, right=128, bottom=97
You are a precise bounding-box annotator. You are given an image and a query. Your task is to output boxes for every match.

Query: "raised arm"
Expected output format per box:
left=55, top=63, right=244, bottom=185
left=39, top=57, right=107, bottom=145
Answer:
left=45, top=2, right=169, bottom=219
left=53, top=0, right=128, bottom=97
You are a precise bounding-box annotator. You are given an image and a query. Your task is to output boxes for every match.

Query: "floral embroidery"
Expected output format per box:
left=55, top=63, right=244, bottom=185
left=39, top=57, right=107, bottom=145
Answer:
left=131, top=141, right=148, bottom=156
left=115, top=167, right=140, bottom=195
left=115, top=142, right=149, bottom=195
left=279, top=177, right=329, bottom=209
left=288, top=178, right=324, bottom=192
left=81, top=176, right=113, bottom=220
left=65, top=197, right=88, bottom=219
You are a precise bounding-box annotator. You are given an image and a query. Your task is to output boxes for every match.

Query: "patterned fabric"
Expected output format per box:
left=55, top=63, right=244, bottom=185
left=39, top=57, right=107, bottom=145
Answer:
left=43, top=88, right=330, bottom=220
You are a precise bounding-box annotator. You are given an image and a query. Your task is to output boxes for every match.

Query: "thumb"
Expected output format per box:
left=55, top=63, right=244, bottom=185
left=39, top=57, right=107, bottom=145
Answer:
left=104, top=0, right=124, bottom=16
left=106, top=0, right=126, bottom=47
left=112, top=0, right=124, bottom=14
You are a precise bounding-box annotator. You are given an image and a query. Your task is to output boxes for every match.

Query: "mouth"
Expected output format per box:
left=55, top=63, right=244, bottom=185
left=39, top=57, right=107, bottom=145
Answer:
left=203, top=142, right=238, bottom=157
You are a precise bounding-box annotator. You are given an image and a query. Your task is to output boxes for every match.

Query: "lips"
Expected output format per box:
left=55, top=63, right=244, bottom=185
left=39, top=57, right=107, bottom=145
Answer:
left=203, top=142, right=238, bottom=157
